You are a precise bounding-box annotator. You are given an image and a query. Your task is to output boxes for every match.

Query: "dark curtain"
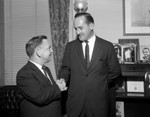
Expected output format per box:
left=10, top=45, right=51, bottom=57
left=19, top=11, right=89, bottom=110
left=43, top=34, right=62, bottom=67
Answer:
left=49, top=0, right=70, bottom=76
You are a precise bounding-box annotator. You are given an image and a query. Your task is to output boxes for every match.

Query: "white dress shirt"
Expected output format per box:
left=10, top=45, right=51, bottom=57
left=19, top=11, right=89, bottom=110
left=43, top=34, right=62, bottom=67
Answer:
left=29, top=60, right=45, bottom=74
left=82, top=35, right=96, bottom=61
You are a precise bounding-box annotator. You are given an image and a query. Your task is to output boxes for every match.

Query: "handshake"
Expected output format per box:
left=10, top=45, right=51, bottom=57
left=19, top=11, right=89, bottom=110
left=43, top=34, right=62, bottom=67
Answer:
left=56, top=78, right=67, bottom=91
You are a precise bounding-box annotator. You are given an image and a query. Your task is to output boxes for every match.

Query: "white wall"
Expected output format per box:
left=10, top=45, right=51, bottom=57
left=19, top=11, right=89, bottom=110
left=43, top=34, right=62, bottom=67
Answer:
left=87, top=0, right=150, bottom=45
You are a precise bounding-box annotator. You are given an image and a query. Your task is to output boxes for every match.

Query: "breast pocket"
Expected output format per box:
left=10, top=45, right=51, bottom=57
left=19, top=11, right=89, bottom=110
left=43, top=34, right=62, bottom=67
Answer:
left=96, top=58, right=107, bottom=73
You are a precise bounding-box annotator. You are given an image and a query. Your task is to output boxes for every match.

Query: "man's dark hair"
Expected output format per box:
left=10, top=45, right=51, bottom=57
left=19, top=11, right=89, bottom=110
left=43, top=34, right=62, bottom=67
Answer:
left=74, top=12, right=94, bottom=24
left=25, top=35, right=47, bottom=57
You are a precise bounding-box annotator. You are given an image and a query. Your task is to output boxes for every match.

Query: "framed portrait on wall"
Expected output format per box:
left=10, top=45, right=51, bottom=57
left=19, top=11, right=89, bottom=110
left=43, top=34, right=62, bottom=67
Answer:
left=123, top=0, right=150, bottom=36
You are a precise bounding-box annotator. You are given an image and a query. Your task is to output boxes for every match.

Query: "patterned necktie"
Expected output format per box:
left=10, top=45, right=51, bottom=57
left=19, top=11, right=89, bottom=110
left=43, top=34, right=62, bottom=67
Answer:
left=42, top=66, right=53, bottom=85
left=85, top=40, right=90, bottom=68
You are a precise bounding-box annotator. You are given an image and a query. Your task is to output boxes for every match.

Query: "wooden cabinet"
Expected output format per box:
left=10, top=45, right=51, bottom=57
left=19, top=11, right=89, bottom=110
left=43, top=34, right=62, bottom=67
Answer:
left=120, top=64, right=150, bottom=77
left=116, top=64, right=150, bottom=117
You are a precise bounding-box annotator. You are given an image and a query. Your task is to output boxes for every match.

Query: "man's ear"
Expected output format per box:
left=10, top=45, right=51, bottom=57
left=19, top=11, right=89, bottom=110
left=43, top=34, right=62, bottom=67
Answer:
left=89, top=23, right=94, bottom=30
left=35, top=47, right=41, bottom=58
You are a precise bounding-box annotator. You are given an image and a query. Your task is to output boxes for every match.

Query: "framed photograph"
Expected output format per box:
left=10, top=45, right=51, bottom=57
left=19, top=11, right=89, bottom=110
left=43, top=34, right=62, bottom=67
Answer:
left=116, top=101, right=125, bottom=117
left=118, top=39, right=139, bottom=63
left=122, top=43, right=136, bottom=63
left=113, top=43, right=122, bottom=63
left=139, top=45, right=150, bottom=63
left=127, top=81, right=144, bottom=93
left=123, top=0, right=150, bottom=36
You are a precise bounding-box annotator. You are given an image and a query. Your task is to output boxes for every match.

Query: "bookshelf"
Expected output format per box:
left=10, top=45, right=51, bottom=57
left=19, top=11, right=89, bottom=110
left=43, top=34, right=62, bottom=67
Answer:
left=116, top=64, right=150, bottom=117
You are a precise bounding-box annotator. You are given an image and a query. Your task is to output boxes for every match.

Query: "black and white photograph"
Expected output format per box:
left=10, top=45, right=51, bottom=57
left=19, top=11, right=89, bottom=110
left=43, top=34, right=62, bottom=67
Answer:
left=1, top=0, right=150, bottom=117
left=122, top=43, right=136, bottom=63
left=113, top=43, right=122, bottom=63
left=116, top=101, right=125, bottom=117
left=140, top=45, right=150, bottom=63
left=118, top=39, right=139, bottom=63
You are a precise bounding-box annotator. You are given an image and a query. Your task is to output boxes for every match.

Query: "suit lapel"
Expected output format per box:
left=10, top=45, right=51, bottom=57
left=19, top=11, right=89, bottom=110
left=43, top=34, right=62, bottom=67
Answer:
left=88, top=37, right=102, bottom=70
left=27, top=61, right=52, bottom=85
left=76, top=38, right=103, bottom=71
left=76, top=40, right=87, bottom=70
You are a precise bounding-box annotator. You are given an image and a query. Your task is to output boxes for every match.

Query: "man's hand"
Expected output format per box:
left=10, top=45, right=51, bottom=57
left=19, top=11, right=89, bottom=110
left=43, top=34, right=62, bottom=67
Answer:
left=56, top=78, right=67, bottom=91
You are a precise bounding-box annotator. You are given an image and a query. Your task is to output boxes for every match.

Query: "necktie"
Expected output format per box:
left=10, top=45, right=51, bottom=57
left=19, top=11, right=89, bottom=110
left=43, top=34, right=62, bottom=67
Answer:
left=85, top=40, right=90, bottom=68
left=42, top=66, right=53, bottom=85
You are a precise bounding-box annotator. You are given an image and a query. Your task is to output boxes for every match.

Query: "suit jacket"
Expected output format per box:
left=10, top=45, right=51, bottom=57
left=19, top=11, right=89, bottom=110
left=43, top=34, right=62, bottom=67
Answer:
left=16, top=61, right=62, bottom=117
left=59, top=36, right=121, bottom=117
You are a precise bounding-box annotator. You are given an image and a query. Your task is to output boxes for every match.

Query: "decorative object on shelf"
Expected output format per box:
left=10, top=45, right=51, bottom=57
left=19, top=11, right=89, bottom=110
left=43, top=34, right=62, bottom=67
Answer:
left=116, top=101, right=125, bottom=117
left=118, top=39, right=139, bottom=64
left=139, top=45, right=150, bottom=64
left=116, top=80, right=126, bottom=93
left=145, top=72, right=150, bottom=96
left=74, top=0, right=88, bottom=13
left=123, top=0, right=150, bottom=36
left=113, top=43, right=122, bottom=63
left=122, top=43, right=137, bottom=64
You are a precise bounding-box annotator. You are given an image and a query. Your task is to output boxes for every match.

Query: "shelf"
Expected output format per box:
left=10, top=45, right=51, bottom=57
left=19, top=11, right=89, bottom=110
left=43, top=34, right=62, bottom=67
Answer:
left=118, top=63, right=150, bottom=81
left=116, top=64, right=150, bottom=117
left=116, top=93, right=149, bottom=99
left=116, top=64, right=150, bottom=99
left=121, top=64, right=150, bottom=77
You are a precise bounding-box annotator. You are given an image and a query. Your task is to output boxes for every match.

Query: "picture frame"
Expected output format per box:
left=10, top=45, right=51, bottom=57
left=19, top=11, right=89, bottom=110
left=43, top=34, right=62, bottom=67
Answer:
left=113, top=43, right=122, bottom=63
left=127, top=81, right=144, bottom=93
left=116, top=101, right=125, bottom=117
left=122, top=43, right=136, bottom=63
left=123, top=0, right=150, bottom=36
left=139, top=45, right=150, bottom=63
left=118, top=39, right=139, bottom=63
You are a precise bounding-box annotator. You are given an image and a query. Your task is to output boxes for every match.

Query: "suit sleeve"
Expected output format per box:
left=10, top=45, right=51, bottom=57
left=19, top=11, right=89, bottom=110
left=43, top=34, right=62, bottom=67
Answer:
left=58, top=43, right=71, bottom=83
left=17, top=69, right=61, bottom=105
left=107, top=43, right=122, bottom=81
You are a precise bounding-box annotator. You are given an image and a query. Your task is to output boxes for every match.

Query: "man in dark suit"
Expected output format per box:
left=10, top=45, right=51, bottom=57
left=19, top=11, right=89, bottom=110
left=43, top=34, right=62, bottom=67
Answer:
left=58, top=13, right=122, bottom=117
left=16, top=35, right=67, bottom=117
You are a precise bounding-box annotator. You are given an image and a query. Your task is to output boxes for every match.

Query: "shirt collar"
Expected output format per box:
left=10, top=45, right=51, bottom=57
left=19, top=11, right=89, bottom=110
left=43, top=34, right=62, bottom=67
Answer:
left=88, top=34, right=96, bottom=43
left=29, top=60, right=42, bottom=69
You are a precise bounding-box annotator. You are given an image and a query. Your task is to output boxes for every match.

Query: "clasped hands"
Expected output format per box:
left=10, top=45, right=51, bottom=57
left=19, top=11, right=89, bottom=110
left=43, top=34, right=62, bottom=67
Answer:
left=56, top=78, right=67, bottom=91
